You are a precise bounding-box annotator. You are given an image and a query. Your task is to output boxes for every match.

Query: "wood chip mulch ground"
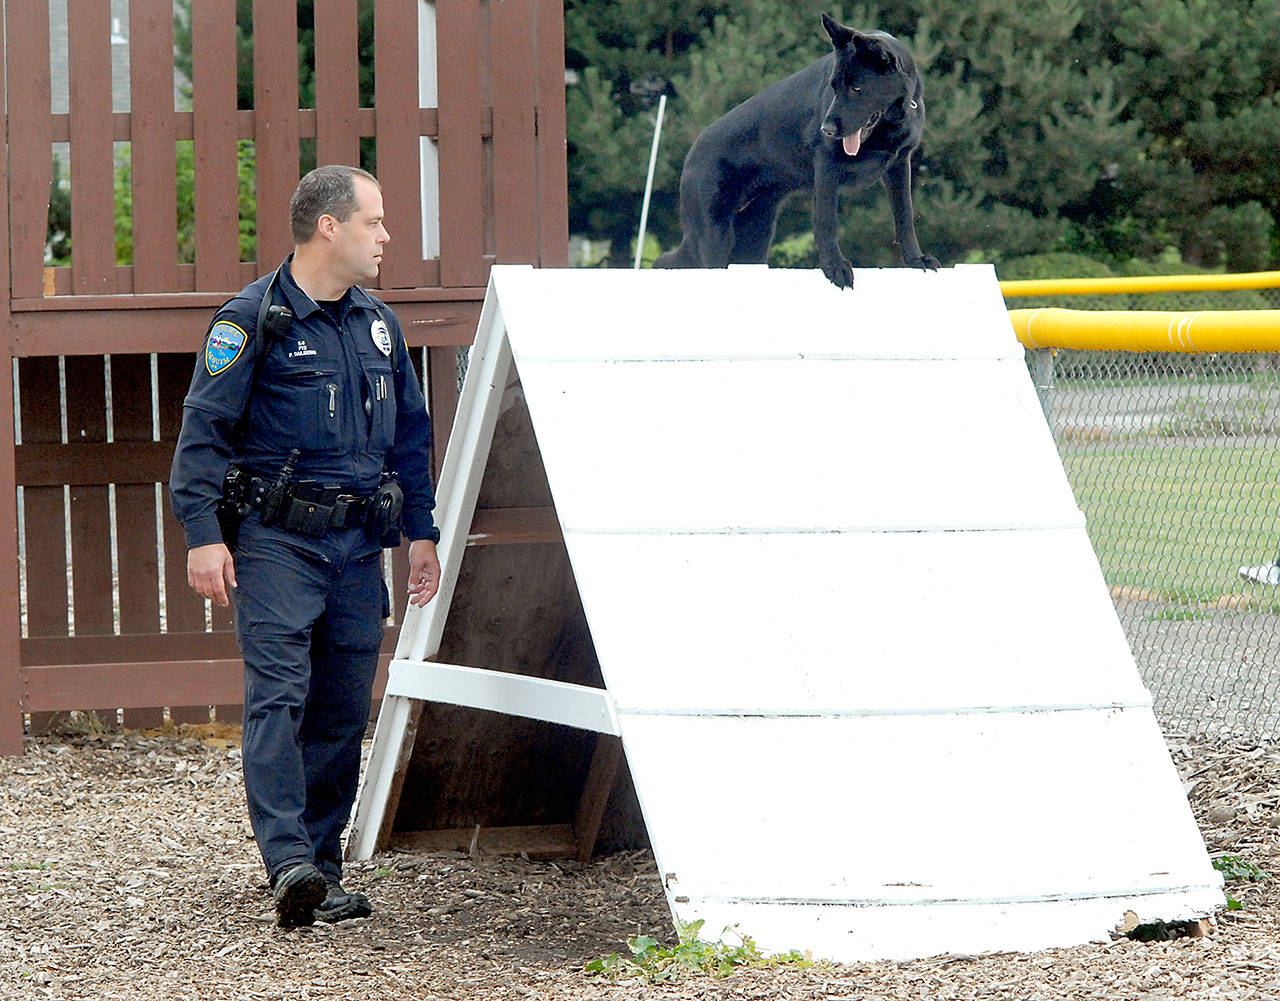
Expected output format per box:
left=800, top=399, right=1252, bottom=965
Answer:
left=0, top=726, right=1276, bottom=1000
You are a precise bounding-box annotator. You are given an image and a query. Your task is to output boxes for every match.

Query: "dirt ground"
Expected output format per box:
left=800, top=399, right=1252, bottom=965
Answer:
left=0, top=726, right=1276, bottom=1001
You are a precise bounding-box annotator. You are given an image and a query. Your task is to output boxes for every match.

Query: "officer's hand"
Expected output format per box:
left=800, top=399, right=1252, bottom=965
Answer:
left=406, top=539, right=441, bottom=607
left=187, top=543, right=237, bottom=607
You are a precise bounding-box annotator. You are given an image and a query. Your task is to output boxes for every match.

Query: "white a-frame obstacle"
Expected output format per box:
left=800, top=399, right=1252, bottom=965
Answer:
left=349, top=264, right=1222, bottom=962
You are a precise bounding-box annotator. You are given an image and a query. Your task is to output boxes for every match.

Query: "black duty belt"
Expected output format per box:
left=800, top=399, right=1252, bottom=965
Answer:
left=248, top=478, right=375, bottom=537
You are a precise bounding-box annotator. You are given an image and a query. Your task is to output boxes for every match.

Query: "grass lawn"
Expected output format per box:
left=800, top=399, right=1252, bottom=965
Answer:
left=1061, top=441, right=1280, bottom=605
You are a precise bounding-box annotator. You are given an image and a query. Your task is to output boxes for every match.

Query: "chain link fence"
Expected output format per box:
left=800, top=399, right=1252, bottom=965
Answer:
left=1015, top=284, right=1280, bottom=741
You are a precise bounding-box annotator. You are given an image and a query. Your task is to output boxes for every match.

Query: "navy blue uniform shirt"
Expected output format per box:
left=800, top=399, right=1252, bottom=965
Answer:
left=170, top=259, right=438, bottom=549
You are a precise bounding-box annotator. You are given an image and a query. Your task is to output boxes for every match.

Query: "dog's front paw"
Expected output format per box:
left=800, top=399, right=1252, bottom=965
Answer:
left=906, top=253, right=941, bottom=271
left=821, top=255, right=855, bottom=289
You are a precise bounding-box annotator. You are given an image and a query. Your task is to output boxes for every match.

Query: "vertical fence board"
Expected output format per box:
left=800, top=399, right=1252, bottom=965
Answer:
left=314, top=0, right=361, bottom=169
left=489, top=0, right=539, bottom=263
left=64, top=357, right=114, bottom=637
left=7, top=1, right=54, bottom=301
left=157, top=353, right=211, bottom=635
left=427, top=345, right=460, bottom=484
left=157, top=351, right=222, bottom=726
left=435, top=0, right=487, bottom=286
left=191, top=2, right=241, bottom=291
left=111, top=355, right=162, bottom=635
left=67, top=1, right=117, bottom=295
left=390, top=542, right=410, bottom=627
left=374, top=0, right=426, bottom=289
left=534, top=0, right=569, bottom=265
left=19, top=359, right=69, bottom=640
left=160, top=487, right=203, bottom=626
left=61, top=364, right=112, bottom=652
left=253, top=0, right=301, bottom=271
left=129, top=0, right=180, bottom=293
left=0, top=9, right=21, bottom=753
left=107, top=353, right=165, bottom=731
left=389, top=345, right=442, bottom=625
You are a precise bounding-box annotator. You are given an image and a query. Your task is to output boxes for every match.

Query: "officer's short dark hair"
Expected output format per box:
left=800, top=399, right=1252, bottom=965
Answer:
left=290, top=165, right=381, bottom=243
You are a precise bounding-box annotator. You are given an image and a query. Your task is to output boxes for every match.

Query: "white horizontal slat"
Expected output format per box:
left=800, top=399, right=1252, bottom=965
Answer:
left=676, top=888, right=1227, bottom=964
left=512, top=356, right=1079, bottom=534
left=561, top=528, right=1150, bottom=714
left=385, top=660, right=619, bottom=735
left=490, top=264, right=1021, bottom=363
left=619, top=710, right=1221, bottom=960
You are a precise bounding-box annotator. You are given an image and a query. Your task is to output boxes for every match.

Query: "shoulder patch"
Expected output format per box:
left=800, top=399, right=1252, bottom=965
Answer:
left=205, top=320, right=248, bottom=376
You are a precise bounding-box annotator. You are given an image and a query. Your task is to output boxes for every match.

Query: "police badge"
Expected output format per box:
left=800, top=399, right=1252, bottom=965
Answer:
left=371, top=318, right=392, bottom=357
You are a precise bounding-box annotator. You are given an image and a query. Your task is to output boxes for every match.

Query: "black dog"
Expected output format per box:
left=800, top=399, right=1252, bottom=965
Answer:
left=653, top=13, right=938, bottom=288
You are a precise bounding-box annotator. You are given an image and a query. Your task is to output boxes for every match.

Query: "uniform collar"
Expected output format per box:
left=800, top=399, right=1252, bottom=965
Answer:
left=347, top=284, right=382, bottom=311
left=274, top=256, right=380, bottom=318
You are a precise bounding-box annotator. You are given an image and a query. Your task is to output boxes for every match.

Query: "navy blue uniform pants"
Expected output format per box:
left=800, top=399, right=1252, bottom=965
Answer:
left=232, top=513, right=387, bottom=884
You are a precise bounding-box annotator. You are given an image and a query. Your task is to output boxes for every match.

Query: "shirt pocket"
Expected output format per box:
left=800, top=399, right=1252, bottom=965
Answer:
left=269, top=365, right=343, bottom=453
left=364, top=364, right=397, bottom=455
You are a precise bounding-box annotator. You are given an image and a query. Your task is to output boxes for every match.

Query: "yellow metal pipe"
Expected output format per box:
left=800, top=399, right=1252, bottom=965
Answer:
left=1009, top=308, right=1280, bottom=352
left=999, top=270, right=1280, bottom=297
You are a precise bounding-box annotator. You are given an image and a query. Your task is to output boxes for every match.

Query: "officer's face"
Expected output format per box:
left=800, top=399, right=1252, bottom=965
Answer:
left=332, top=178, right=390, bottom=284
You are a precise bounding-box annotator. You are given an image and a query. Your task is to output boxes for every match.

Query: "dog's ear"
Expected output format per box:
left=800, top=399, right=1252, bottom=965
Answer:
left=821, top=12, right=855, bottom=49
left=852, top=33, right=903, bottom=73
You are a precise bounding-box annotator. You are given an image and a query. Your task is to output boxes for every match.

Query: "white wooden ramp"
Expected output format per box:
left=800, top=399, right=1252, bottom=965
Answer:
left=351, top=264, right=1222, bottom=962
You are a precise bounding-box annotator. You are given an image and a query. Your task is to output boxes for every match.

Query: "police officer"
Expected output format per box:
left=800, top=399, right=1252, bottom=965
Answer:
left=169, top=165, right=441, bottom=927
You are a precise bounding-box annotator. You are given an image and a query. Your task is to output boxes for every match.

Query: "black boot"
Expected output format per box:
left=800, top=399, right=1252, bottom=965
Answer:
left=272, top=863, right=328, bottom=928
left=314, top=879, right=373, bottom=923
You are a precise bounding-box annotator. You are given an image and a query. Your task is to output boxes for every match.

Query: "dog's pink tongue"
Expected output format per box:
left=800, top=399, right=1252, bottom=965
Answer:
left=842, top=132, right=862, bottom=157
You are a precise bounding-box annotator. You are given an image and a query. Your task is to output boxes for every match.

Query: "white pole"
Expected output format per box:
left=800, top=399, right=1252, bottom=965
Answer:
left=634, top=94, right=667, bottom=270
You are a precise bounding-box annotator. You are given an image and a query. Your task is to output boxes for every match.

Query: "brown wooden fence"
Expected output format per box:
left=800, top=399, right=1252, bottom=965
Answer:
left=0, top=0, right=568, bottom=753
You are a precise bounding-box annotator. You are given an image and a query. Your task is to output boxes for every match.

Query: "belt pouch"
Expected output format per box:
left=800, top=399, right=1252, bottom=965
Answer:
left=280, top=495, right=335, bottom=537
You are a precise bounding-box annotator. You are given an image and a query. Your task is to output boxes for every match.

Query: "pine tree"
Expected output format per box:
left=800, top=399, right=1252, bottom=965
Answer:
left=1103, top=0, right=1280, bottom=269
